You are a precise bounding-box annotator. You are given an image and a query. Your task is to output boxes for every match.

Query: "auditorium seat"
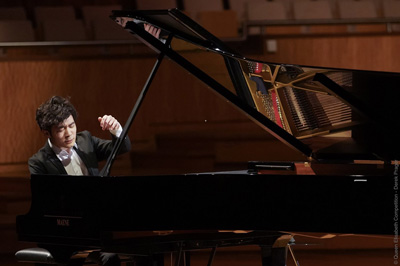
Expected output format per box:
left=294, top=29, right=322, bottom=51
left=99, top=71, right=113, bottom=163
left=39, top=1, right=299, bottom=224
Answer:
left=136, top=0, right=178, bottom=10
left=0, top=7, right=27, bottom=20
left=91, top=19, right=136, bottom=40
left=291, top=0, right=341, bottom=34
left=338, top=0, right=382, bottom=33
left=34, top=6, right=77, bottom=22
left=196, top=10, right=239, bottom=38
left=34, top=6, right=82, bottom=41
left=41, top=20, right=87, bottom=41
left=81, top=5, right=122, bottom=24
left=337, top=0, right=378, bottom=19
left=0, top=20, right=35, bottom=42
left=229, top=0, right=266, bottom=23
left=293, top=0, right=334, bottom=19
left=382, top=0, right=400, bottom=32
left=183, top=0, right=224, bottom=19
left=81, top=5, right=134, bottom=40
left=382, top=0, right=400, bottom=18
left=245, top=1, right=288, bottom=34
left=247, top=1, right=288, bottom=21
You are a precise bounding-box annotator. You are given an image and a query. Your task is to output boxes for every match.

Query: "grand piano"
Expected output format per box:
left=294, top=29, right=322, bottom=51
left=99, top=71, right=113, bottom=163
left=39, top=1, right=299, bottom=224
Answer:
left=16, top=9, right=399, bottom=266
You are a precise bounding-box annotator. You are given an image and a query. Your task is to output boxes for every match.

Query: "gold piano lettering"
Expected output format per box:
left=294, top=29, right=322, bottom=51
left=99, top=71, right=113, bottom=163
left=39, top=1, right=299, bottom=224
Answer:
left=57, top=219, right=70, bottom=227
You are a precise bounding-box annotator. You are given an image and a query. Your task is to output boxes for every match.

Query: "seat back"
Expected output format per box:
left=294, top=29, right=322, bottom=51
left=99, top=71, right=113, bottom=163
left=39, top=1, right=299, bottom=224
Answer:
left=0, top=7, right=27, bottom=20
left=247, top=1, right=288, bottom=20
left=293, top=0, right=333, bottom=19
left=0, top=20, right=35, bottom=42
left=338, top=0, right=378, bottom=19
left=136, top=0, right=178, bottom=10
left=42, top=20, right=87, bottom=41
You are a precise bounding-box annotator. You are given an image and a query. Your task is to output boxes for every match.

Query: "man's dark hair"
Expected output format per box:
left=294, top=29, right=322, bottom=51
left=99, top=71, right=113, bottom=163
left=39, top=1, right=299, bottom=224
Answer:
left=36, top=96, right=78, bottom=131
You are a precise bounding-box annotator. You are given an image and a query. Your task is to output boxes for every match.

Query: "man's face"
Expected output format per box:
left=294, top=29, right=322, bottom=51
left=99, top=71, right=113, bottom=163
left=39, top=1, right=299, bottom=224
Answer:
left=45, top=115, right=77, bottom=150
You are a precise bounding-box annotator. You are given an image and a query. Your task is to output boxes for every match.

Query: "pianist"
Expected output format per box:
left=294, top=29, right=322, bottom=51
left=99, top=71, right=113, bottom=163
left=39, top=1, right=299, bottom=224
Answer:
left=28, top=95, right=131, bottom=175
left=28, top=95, right=130, bottom=266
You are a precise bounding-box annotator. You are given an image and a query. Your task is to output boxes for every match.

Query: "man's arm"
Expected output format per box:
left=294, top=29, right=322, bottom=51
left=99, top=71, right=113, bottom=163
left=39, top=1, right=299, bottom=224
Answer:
left=28, top=157, right=45, bottom=175
left=27, top=151, right=66, bottom=175
left=98, top=115, right=121, bottom=134
left=94, top=115, right=131, bottom=160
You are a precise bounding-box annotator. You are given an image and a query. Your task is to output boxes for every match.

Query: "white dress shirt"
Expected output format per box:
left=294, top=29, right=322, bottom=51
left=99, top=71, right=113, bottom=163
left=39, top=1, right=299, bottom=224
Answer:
left=49, top=127, right=122, bottom=176
left=49, top=139, right=89, bottom=176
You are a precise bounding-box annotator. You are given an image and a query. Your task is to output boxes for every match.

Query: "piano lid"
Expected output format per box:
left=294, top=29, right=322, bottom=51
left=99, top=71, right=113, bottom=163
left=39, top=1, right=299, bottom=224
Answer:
left=110, top=9, right=400, bottom=162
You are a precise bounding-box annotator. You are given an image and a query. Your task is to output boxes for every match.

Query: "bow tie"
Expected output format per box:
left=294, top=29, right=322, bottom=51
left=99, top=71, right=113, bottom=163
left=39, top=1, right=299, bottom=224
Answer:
left=59, top=149, right=73, bottom=161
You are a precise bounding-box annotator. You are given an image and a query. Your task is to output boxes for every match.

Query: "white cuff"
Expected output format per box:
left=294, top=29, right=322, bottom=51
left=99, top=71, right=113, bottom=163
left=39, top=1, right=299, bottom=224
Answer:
left=110, top=125, right=122, bottom=137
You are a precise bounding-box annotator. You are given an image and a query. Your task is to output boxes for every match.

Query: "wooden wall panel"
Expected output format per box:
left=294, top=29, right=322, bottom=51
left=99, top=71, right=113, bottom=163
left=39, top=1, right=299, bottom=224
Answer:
left=0, top=58, right=156, bottom=164
left=260, top=34, right=400, bottom=72
left=0, top=54, right=249, bottom=165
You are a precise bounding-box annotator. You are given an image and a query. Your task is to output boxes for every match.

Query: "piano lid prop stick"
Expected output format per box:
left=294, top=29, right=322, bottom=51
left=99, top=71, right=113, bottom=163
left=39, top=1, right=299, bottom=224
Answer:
left=99, top=31, right=173, bottom=177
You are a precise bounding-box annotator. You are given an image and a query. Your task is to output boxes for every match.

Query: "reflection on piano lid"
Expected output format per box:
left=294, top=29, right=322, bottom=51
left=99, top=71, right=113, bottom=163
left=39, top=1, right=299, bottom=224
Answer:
left=111, top=8, right=400, bottom=162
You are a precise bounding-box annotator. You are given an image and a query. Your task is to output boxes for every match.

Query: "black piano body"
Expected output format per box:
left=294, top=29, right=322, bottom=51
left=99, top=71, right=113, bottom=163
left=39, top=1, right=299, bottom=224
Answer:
left=16, top=8, right=399, bottom=266
left=16, top=171, right=395, bottom=265
left=18, top=172, right=394, bottom=236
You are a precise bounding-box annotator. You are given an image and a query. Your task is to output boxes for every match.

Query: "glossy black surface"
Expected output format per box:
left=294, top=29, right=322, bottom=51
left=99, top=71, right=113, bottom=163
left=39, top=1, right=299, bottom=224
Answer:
left=17, top=173, right=393, bottom=244
left=111, top=9, right=400, bottom=161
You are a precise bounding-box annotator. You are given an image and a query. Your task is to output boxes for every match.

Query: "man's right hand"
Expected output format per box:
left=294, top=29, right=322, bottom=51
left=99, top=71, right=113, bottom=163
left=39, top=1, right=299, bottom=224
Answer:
left=144, top=24, right=161, bottom=39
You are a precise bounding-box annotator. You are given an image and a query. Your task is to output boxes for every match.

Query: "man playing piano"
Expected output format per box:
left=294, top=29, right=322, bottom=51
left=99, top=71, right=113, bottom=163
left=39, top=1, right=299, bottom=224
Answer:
left=28, top=95, right=130, bottom=266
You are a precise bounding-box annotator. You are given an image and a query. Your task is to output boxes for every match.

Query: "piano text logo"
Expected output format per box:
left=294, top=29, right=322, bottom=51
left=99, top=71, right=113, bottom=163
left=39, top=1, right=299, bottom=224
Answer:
left=57, top=218, right=70, bottom=227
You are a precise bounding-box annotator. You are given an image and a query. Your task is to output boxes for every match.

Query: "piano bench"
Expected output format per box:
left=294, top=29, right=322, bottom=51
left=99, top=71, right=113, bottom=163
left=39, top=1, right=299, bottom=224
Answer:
left=15, top=248, right=56, bottom=264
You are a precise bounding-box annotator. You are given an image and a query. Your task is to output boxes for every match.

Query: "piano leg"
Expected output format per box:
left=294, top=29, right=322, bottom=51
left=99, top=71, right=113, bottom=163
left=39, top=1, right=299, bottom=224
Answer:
left=174, top=244, right=183, bottom=266
left=170, top=242, right=191, bottom=266
left=164, top=248, right=193, bottom=266
left=184, top=252, right=191, bottom=266
left=206, top=247, right=217, bottom=266
left=260, top=246, right=287, bottom=266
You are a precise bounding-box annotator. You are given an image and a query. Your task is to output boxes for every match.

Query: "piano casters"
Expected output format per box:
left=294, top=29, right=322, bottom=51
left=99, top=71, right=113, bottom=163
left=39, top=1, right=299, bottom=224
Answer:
left=15, top=248, right=56, bottom=264
left=15, top=247, right=86, bottom=265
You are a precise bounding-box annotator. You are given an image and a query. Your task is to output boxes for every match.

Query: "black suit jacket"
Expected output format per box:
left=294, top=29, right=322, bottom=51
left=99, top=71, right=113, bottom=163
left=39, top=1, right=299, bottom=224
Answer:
left=28, top=130, right=131, bottom=176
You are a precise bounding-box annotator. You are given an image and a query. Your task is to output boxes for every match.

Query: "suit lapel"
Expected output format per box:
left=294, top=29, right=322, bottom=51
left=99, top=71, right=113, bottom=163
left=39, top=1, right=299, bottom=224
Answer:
left=43, top=141, right=67, bottom=175
left=74, top=134, right=96, bottom=176
left=73, top=147, right=94, bottom=176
